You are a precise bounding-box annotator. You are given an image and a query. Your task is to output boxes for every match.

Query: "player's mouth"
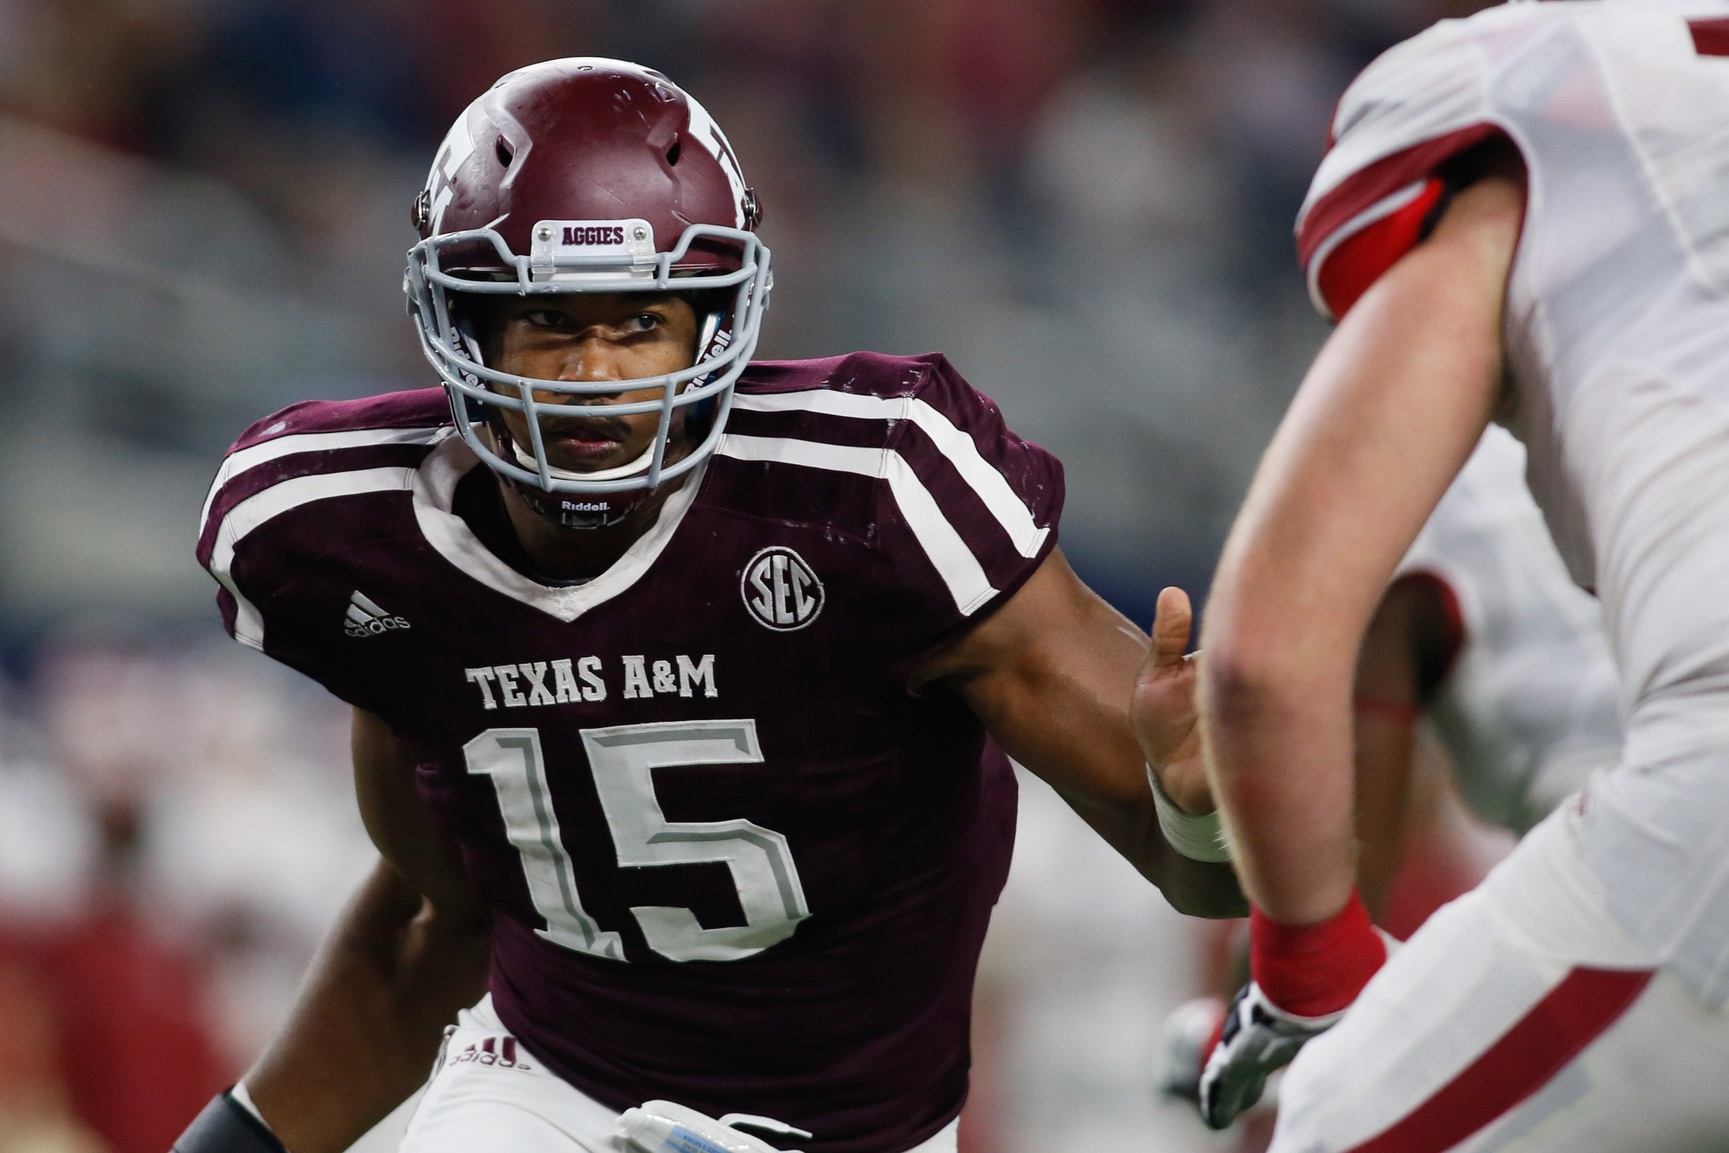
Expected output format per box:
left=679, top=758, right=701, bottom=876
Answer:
left=541, top=416, right=634, bottom=469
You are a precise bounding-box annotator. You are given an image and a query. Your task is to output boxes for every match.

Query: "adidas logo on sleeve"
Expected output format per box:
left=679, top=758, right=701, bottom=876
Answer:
left=344, top=591, right=411, bottom=638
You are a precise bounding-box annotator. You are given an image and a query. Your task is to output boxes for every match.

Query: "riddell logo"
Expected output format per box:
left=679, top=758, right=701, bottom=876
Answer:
left=563, top=225, right=625, bottom=246
left=560, top=500, right=610, bottom=512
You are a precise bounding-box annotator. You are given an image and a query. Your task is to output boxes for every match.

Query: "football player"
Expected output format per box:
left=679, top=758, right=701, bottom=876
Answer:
left=1159, top=424, right=1624, bottom=1117
left=171, top=59, right=1241, bottom=1153
left=1182, top=2, right=1729, bottom=1149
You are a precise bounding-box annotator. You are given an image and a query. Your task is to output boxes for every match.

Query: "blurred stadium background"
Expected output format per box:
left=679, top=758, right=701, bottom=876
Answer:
left=0, top=1, right=1498, bottom=1150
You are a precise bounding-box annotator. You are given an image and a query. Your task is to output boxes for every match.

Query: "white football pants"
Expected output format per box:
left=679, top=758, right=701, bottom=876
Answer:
left=399, top=996, right=960, bottom=1153
left=1272, top=756, right=1729, bottom=1153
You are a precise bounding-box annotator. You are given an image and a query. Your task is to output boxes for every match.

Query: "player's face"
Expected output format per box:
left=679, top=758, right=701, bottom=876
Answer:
left=478, top=292, right=701, bottom=474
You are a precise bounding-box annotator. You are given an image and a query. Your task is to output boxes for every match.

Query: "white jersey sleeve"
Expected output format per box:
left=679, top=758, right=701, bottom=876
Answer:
left=1395, top=426, right=1622, bottom=833
left=1295, top=14, right=1509, bottom=320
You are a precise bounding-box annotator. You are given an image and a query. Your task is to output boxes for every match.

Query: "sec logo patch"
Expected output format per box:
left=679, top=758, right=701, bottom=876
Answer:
left=741, top=547, right=824, bottom=631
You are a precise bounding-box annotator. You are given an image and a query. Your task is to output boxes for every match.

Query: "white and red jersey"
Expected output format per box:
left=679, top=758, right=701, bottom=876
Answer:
left=1261, top=10, right=1729, bottom=1148
left=1396, top=425, right=1621, bottom=832
left=1299, top=0, right=1729, bottom=772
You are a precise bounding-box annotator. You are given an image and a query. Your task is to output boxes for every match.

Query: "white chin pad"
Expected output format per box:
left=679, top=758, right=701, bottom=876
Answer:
left=510, top=437, right=656, bottom=483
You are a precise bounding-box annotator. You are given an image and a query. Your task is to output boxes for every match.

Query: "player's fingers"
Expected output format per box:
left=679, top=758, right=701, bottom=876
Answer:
left=1149, top=586, right=1194, bottom=671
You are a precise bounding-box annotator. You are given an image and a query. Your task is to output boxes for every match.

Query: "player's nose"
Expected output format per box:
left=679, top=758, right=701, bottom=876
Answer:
left=547, top=339, right=628, bottom=395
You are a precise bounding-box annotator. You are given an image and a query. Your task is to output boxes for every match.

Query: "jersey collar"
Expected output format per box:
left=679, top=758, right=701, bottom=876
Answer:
left=411, top=430, right=706, bottom=622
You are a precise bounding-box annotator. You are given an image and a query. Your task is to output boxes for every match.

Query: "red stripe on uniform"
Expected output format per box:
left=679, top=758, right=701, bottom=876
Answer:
left=1314, top=177, right=1446, bottom=318
left=1347, top=967, right=1654, bottom=1153
left=1690, top=18, right=1729, bottom=57
left=1297, top=124, right=1502, bottom=269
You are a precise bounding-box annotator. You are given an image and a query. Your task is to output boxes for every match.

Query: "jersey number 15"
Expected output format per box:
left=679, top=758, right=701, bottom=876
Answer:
left=464, top=719, right=810, bottom=963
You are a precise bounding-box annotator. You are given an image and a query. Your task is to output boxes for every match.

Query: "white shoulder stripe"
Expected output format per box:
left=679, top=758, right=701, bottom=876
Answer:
left=208, top=467, right=417, bottom=650
left=733, top=391, right=1049, bottom=559
left=200, top=426, right=441, bottom=540
left=733, top=388, right=904, bottom=422
left=717, top=433, right=997, bottom=615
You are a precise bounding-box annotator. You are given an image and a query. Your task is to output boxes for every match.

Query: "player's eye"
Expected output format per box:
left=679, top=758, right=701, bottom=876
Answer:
left=522, top=309, right=568, bottom=328
left=621, top=313, right=661, bottom=334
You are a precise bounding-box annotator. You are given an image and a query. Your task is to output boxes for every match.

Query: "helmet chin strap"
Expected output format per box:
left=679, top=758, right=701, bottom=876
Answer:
left=509, top=438, right=657, bottom=483
left=509, top=482, right=637, bottom=530
left=478, top=423, right=640, bottom=530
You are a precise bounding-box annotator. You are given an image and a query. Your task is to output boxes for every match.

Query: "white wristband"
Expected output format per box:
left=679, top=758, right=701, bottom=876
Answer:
left=1147, top=764, right=1232, bottom=863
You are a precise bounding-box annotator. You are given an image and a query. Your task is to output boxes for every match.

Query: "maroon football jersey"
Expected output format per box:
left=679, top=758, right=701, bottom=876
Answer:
left=196, top=352, right=1063, bottom=1153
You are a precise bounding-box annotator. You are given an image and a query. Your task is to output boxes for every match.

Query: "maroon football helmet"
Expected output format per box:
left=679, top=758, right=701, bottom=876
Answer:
left=404, top=58, right=772, bottom=527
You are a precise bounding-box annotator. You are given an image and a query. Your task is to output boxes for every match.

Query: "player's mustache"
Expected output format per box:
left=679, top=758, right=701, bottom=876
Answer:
left=536, top=410, right=632, bottom=443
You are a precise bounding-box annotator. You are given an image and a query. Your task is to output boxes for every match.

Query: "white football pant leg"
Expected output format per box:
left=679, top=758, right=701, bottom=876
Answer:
left=1270, top=801, right=1729, bottom=1153
left=901, top=1119, right=958, bottom=1152
left=400, top=995, right=962, bottom=1153
left=400, top=996, right=618, bottom=1153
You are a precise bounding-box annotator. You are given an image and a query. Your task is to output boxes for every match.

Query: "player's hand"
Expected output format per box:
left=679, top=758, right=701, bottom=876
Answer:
left=1196, top=981, right=1340, bottom=1130
left=1131, top=586, right=1211, bottom=814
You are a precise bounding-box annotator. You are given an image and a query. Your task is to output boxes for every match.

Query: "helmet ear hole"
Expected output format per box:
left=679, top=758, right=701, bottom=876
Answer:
left=666, top=138, right=682, bottom=166
left=495, top=137, right=515, bottom=167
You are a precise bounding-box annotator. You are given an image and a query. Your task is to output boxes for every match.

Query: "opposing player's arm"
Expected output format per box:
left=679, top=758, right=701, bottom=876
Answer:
left=1351, top=574, right=1459, bottom=918
left=1201, top=162, right=1523, bottom=927
left=223, top=710, right=492, bottom=1153
left=1175, top=159, right=1524, bottom=1133
left=914, top=548, right=1245, bottom=918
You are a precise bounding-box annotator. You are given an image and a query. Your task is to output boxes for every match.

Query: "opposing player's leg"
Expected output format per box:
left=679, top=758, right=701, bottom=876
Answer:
left=1270, top=788, right=1729, bottom=1153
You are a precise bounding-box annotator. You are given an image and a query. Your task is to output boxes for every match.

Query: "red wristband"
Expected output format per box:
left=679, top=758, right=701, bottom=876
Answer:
left=1249, top=890, right=1386, bottom=1018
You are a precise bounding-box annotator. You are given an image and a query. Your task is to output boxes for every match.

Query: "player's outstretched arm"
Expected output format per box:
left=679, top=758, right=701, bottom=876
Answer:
left=1175, top=168, right=1522, bottom=1131
left=1201, top=170, right=1521, bottom=926
left=176, top=710, right=492, bottom=1153
left=914, top=548, right=1245, bottom=918
left=1163, top=578, right=1447, bottom=1126
left=1182, top=169, right=1523, bottom=1129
